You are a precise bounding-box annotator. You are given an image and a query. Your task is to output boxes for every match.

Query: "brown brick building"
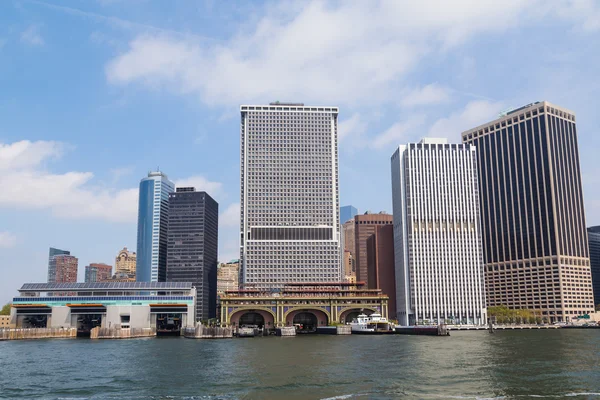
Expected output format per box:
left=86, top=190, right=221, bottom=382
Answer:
left=85, top=263, right=113, bottom=282
left=354, top=212, right=393, bottom=287
left=49, top=255, right=78, bottom=283
left=366, top=225, right=396, bottom=318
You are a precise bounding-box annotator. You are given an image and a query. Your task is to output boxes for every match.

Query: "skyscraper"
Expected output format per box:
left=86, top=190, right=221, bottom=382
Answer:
left=240, top=103, right=341, bottom=289
left=366, top=224, right=396, bottom=318
left=340, top=205, right=358, bottom=224
left=462, top=101, right=594, bottom=322
left=136, top=171, right=174, bottom=282
left=167, top=187, right=219, bottom=321
left=587, top=226, right=600, bottom=307
left=354, top=212, right=393, bottom=287
left=391, top=138, right=486, bottom=326
left=47, top=247, right=70, bottom=282
left=84, top=263, right=112, bottom=283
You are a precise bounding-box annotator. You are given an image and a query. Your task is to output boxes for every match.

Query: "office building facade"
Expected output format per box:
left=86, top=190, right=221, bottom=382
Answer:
left=340, top=205, right=358, bottom=224
left=587, top=227, right=600, bottom=307
left=136, top=171, right=174, bottom=282
left=354, top=212, right=393, bottom=287
left=84, top=263, right=112, bottom=283
left=239, top=103, right=341, bottom=289
left=391, top=138, right=486, bottom=326
left=217, top=261, right=240, bottom=296
left=167, top=187, right=219, bottom=321
left=463, top=101, right=594, bottom=321
left=366, top=224, right=396, bottom=318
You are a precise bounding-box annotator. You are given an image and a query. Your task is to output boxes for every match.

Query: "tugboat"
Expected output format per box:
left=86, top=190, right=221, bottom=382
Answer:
left=349, top=313, right=394, bottom=334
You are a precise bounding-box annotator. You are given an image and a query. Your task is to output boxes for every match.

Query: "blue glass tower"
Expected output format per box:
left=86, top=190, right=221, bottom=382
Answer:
left=340, top=205, right=358, bottom=224
left=136, top=171, right=174, bottom=282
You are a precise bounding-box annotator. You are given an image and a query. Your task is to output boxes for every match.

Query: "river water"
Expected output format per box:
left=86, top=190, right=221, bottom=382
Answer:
left=1, top=330, right=599, bottom=400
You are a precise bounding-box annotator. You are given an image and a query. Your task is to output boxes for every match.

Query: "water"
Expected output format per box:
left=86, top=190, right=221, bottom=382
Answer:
left=1, top=330, right=599, bottom=400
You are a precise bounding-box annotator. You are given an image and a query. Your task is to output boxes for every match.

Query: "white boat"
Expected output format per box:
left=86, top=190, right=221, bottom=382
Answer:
left=349, top=313, right=394, bottom=334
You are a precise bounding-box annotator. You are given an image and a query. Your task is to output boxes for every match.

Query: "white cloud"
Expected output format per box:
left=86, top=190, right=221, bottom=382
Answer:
left=175, top=176, right=223, bottom=197
left=338, top=113, right=367, bottom=143
left=371, top=115, right=427, bottom=150
left=400, top=83, right=451, bottom=108
left=0, top=140, right=137, bottom=222
left=0, top=140, right=226, bottom=223
left=0, top=232, right=17, bottom=248
left=220, top=202, right=240, bottom=228
left=105, top=1, right=559, bottom=107
left=427, top=100, right=504, bottom=142
left=20, top=25, right=44, bottom=46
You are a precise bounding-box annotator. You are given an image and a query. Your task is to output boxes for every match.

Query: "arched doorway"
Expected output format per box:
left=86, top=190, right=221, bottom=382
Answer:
left=239, top=312, right=265, bottom=328
left=293, top=312, right=318, bottom=333
left=343, top=309, right=374, bottom=324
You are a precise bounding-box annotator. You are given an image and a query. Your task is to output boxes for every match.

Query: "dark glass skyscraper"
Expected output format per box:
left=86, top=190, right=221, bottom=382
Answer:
left=587, top=226, right=600, bottom=307
left=136, top=171, right=174, bottom=282
left=167, top=187, right=219, bottom=322
left=463, top=101, right=594, bottom=322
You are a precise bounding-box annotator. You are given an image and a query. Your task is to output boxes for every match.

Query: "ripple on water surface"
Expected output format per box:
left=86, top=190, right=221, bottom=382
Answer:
left=1, top=331, right=599, bottom=400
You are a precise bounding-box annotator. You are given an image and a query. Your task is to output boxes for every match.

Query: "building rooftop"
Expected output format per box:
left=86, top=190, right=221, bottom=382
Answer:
left=419, top=138, right=448, bottom=145
left=19, top=282, right=193, bottom=292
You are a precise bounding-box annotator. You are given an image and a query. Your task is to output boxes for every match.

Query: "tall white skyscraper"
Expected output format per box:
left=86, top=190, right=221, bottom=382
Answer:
left=391, top=138, right=486, bottom=326
left=136, top=171, right=174, bottom=282
left=240, top=103, right=341, bottom=289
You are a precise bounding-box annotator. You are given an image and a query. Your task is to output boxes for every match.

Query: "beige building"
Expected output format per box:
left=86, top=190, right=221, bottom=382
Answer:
left=343, top=250, right=355, bottom=279
left=115, top=247, right=136, bottom=276
left=217, top=261, right=240, bottom=296
left=0, top=315, right=13, bottom=328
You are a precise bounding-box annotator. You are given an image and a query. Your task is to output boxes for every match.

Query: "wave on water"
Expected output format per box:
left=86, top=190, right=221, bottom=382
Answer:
left=436, top=394, right=600, bottom=399
left=320, top=394, right=366, bottom=400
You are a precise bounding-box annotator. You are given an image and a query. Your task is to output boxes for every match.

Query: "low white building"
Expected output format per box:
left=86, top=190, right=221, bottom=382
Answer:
left=391, top=138, right=487, bottom=326
left=9, top=282, right=196, bottom=334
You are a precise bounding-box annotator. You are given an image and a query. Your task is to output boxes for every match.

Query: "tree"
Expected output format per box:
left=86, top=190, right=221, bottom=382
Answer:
left=0, top=303, right=11, bottom=315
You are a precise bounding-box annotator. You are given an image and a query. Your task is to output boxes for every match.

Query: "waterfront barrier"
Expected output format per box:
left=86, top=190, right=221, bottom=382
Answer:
left=90, top=327, right=155, bottom=339
left=183, top=325, right=233, bottom=339
left=395, top=325, right=450, bottom=336
left=449, top=325, right=561, bottom=331
left=276, top=327, right=296, bottom=336
left=317, top=326, right=351, bottom=335
left=0, top=327, right=77, bottom=340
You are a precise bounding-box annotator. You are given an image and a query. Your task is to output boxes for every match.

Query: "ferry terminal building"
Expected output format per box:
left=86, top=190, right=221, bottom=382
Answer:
left=8, top=282, right=196, bottom=334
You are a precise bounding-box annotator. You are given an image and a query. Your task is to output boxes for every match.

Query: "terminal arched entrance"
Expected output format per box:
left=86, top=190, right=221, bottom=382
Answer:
left=293, top=312, right=318, bottom=333
left=239, top=312, right=265, bottom=328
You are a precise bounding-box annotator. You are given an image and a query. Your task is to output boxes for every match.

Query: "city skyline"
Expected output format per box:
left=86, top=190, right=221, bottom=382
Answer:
left=2, top=1, right=600, bottom=305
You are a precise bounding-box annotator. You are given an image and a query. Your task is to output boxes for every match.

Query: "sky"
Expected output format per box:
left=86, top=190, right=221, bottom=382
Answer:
left=1, top=0, right=600, bottom=305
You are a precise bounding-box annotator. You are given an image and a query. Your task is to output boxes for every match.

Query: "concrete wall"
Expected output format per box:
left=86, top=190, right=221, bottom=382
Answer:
left=105, top=305, right=151, bottom=329
left=50, top=307, right=71, bottom=328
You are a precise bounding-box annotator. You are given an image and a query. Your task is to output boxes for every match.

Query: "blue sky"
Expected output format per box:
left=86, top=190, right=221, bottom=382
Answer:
left=1, top=0, right=600, bottom=305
